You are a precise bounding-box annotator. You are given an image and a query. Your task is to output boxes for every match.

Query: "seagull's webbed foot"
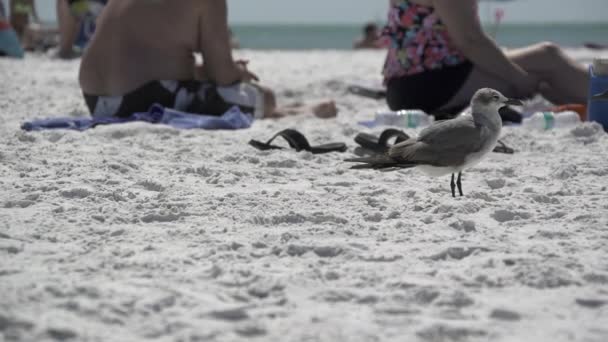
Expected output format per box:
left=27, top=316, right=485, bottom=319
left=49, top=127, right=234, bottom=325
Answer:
left=457, top=172, right=463, bottom=197
left=450, top=173, right=456, bottom=198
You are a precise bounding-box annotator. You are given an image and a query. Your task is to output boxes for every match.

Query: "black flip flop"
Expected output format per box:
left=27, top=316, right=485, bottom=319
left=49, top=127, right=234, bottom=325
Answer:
left=347, top=85, right=387, bottom=100
left=249, top=129, right=347, bottom=154
left=354, top=129, right=411, bottom=153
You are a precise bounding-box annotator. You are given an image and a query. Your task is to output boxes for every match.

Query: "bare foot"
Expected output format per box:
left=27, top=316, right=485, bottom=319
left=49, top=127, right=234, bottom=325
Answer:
left=312, top=100, right=338, bottom=118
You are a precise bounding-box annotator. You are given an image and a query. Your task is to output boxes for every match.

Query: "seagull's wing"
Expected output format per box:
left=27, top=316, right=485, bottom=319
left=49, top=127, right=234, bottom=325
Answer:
left=388, top=116, right=484, bottom=167
left=417, top=116, right=480, bottom=146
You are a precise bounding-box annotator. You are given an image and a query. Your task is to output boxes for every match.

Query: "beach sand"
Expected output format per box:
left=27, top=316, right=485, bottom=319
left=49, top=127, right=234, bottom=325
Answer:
left=1, top=49, right=608, bottom=341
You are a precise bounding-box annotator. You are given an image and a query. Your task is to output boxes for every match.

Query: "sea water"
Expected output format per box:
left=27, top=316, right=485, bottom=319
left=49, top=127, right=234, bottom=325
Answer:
left=9, top=0, right=607, bottom=51
left=230, top=23, right=608, bottom=50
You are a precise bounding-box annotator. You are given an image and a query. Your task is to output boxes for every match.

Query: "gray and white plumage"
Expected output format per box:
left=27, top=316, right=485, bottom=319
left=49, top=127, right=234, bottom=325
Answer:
left=345, top=88, right=522, bottom=196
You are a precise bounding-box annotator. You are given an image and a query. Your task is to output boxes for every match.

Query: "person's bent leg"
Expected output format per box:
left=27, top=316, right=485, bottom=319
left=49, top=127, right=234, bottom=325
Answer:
left=188, top=81, right=336, bottom=119
left=248, top=84, right=337, bottom=119
left=56, top=0, right=80, bottom=58
left=507, top=42, right=588, bottom=103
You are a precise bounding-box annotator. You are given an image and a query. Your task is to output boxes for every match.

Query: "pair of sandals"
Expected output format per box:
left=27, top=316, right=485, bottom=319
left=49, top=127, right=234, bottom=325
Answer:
left=249, top=129, right=514, bottom=155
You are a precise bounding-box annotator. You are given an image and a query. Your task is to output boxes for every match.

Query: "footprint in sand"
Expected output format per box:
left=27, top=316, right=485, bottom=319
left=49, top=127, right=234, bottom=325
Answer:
left=490, top=308, right=522, bottom=321
left=209, top=307, right=249, bottom=321
left=417, top=324, right=487, bottom=341
left=60, top=188, right=93, bottom=199
left=491, top=209, right=532, bottom=223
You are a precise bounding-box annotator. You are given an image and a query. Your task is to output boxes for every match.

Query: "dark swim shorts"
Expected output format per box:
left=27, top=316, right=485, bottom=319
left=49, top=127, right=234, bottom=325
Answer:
left=83, top=80, right=264, bottom=118
left=386, top=61, right=473, bottom=115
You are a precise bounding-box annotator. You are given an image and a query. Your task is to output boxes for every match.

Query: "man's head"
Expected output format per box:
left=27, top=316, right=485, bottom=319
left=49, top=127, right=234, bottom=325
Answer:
left=363, top=23, right=379, bottom=40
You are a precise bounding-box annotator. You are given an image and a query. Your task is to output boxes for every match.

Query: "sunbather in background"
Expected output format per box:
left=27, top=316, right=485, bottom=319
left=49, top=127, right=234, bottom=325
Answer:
left=8, top=0, right=46, bottom=50
left=56, top=0, right=107, bottom=59
left=79, top=0, right=337, bottom=119
left=353, top=23, right=384, bottom=50
left=9, top=0, right=38, bottom=39
left=383, top=0, right=589, bottom=115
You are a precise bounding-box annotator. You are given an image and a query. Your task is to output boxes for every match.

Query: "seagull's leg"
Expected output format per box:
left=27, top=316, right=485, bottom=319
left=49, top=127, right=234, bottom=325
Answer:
left=457, top=172, right=464, bottom=197
left=450, top=173, right=456, bottom=198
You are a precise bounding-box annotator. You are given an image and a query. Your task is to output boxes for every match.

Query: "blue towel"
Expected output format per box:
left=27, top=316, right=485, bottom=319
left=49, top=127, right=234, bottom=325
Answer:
left=21, top=104, right=254, bottom=132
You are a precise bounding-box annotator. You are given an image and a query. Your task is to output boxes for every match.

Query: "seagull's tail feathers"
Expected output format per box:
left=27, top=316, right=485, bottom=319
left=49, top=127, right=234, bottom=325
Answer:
left=344, top=155, right=416, bottom=170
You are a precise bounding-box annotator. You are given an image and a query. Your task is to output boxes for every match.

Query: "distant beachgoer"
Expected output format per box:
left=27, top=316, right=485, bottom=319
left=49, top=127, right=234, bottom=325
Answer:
left=383, top=0, right=589, bottom=115
left=9, top=0, right=39, bottom=39
left=79, top=0, right=337, bottom=119
left=56, top=0, right=107, bottom=59
left=3, top=1, right=57, bottom=53
left=585, top=42, right=608, bottom=51
left=354, top=23, right=384, bottom=50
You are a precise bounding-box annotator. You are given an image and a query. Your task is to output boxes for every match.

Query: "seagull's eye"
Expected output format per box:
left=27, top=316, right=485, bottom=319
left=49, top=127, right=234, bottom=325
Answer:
left=492, top=95, right=500, bottom=100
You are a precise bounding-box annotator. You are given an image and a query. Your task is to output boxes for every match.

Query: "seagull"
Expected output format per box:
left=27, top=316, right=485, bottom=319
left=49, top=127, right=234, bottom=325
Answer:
left=345, top=88, right=522, bottom=197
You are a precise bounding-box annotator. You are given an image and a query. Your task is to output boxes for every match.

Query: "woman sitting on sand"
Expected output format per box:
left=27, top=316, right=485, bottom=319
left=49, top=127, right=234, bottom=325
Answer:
left=383, top=0, right=589, bottom=115
left=79, top=0, right=337, bottom=119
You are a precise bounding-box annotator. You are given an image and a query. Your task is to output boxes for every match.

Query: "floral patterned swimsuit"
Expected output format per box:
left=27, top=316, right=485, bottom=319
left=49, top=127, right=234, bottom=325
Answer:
left=383, top=0, right=474, bottom=114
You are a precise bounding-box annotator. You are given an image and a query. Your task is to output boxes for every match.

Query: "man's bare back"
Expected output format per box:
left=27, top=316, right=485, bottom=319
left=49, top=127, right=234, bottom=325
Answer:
left=80, top=0, right=205, bottom=95
left=79, top=0, right=337, bottom=119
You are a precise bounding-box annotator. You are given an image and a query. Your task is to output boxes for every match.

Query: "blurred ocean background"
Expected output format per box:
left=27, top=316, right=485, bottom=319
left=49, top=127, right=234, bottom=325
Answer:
left=2, top=0, right=606, bottom=50
left=229, top=23, right=608, bottom=50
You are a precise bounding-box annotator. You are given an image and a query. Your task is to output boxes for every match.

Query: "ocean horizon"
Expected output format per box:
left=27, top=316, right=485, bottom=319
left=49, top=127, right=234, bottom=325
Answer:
left=230, top=23, right=608, bottom=50
left=2, top=0, right=606, bottom=50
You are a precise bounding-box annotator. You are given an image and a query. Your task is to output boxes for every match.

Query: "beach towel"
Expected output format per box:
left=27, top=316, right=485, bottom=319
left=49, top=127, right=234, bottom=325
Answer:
left=21, top=104, right=254, bottom=132
left=0, top=21, right=24, bottom=58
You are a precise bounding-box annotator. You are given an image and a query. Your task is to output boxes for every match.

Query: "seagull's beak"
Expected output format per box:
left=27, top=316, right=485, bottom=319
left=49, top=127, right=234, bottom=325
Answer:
left=503, top=98, right=523, bottom=106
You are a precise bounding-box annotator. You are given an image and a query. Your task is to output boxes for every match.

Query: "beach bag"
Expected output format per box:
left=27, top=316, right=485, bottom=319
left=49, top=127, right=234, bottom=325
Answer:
left=0, top=21, right=24, bottom=58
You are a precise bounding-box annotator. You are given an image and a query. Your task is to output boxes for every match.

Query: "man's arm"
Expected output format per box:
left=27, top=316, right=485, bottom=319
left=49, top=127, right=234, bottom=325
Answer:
left=198, top=0, right=243, bottom=86
left=432, top=0, right=537, bottom=95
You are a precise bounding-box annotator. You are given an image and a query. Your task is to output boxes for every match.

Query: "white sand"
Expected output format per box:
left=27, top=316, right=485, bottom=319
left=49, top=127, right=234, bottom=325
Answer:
left=1, top=49, right=608, bottom=342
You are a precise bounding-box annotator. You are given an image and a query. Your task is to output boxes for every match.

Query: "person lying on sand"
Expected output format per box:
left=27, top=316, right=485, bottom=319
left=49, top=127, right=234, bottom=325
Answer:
left=382, top=0, right=589, bottom=115
left=353, top=23, right=384, bottom=50
left=79, top=0, right=337, bottom=119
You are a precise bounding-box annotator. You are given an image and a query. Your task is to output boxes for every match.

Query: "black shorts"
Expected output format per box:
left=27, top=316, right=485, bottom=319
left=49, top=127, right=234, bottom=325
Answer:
left=83, top=80, right=264, bottom=118
left=386, top=62, right=473, bottom=115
